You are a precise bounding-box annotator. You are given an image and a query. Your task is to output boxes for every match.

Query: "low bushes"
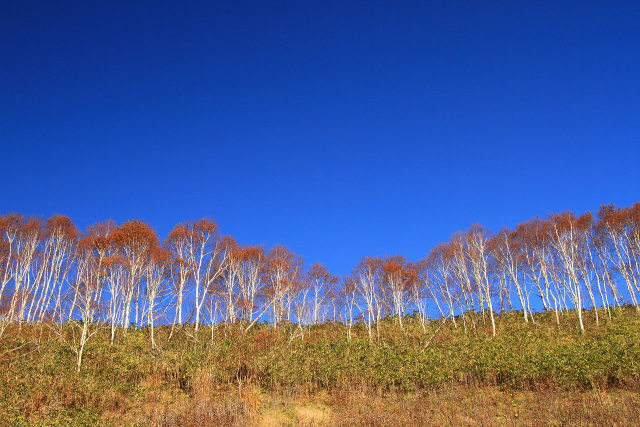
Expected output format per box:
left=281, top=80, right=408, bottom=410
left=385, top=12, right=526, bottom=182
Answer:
left=0, top=307, right=639, bottom=424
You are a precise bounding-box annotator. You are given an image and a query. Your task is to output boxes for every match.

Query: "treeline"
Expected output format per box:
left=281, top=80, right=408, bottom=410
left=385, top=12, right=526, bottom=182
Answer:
left=1, top=202, right=639, bottom=368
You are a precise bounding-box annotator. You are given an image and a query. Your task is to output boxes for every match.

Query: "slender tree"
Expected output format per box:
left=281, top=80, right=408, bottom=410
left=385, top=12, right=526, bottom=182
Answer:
left=466, top=224, right=496, bottom=336
left=381, top=255, right=410, bottom=329
left=307, top=262, right=336, bottom=325
left=145, top=244, right=170, bottom=348
left=110, top=220, right=158, bottom=330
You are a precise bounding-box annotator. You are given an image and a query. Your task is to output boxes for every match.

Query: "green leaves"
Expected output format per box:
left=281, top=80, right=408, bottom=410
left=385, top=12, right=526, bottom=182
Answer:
left=2, top=310, right=640, bottom=424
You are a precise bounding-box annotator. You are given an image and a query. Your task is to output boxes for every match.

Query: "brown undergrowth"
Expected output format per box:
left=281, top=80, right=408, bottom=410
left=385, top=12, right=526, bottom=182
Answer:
left=1, top=308, right=639, bottom=425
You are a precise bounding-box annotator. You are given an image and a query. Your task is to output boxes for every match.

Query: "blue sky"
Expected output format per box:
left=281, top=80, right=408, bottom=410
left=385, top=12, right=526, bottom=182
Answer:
left=1, top=1, right=639, bottom=275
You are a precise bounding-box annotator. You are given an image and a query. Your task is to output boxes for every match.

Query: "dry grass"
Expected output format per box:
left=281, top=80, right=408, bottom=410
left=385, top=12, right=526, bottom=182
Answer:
left=1, top=309, right=639, bottom=425
left=329, top=386, right=640, bottom=426
left=136, top=383, right=640, bottom=426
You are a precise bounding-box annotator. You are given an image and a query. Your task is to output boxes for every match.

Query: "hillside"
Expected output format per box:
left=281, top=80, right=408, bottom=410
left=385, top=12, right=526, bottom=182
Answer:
left=1, top=308, right=639, bottom=425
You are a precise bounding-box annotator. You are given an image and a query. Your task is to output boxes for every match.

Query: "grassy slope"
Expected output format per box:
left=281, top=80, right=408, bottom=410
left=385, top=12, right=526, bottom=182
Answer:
left=1, top=308, right=639, bottom=425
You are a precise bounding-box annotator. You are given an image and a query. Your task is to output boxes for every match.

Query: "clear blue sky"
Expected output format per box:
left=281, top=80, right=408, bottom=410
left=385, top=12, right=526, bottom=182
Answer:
left=2, top=1, right=639, bottom=275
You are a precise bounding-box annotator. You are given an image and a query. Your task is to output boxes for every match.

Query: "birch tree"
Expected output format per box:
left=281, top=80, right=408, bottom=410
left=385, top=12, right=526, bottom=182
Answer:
left=2, top=218, right=41, bottom=334
left=492, top=228, right=532, bottom=323
left=111, top=220, right=158, bottom=330
left=165, top=223, right=193, bottom=327
left=264, top=245, right=302, bottom=327
left=192, top=219, right=224, bottom=332
left=548, top=212, right=591, bottom=334
left=466, top=224, right=496, bottom=336
left=427, top=243, right=458, bottom=327
left=144, top=245, right=170, bottom=348
left=307, top=262, right=336, bottom=325
left=341, top=275, right=358, bottom=341
left=382, top=255, right=409, bottom=329
left=355, top=256, right=381, bottom=340
left=236, top=245, right=266, bottom=325
left=517, top=219, right=562, bottom=324
left=27, top=216, right=78, bottom=324
left=70, top=239, right=103, bottom=371
left=0, top=214, right=21, bottom=306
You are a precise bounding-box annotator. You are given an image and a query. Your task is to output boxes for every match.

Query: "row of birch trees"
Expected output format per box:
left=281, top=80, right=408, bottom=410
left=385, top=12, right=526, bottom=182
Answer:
left=1, top=202, right=640, bottom=367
